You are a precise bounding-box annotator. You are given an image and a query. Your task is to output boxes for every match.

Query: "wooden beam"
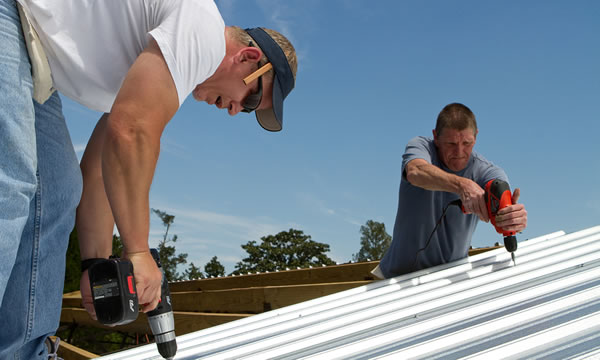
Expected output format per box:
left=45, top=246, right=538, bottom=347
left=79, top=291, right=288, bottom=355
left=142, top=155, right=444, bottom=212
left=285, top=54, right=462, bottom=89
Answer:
left=171, top=281, right=372, bottom=313
left=60, top=308, right=250, bottom=335
left=169, top=249, right=496, bottom=292
left=169, top=261, right=380, bottom=292
left=63, top=261, right=380, bottom=308
left=64, top=249, right=498, bottom=310
left=62, top=293, right=82, bottom=308
left=63, top=290, right=81, bottom=298
left=63, top=280, right=371, bottom=314
left=469, top=245, right=502, bottom=256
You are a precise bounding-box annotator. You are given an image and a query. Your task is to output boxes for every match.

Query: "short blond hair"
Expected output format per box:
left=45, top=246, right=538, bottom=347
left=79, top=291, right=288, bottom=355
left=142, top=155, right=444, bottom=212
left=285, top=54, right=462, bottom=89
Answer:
left=228, top=26, right=297, bottom=82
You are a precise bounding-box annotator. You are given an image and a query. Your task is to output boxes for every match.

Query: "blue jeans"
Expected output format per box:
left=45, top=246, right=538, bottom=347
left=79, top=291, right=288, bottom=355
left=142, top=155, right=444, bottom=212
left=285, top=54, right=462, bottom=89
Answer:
left=0, top=0, right=82, bottom=358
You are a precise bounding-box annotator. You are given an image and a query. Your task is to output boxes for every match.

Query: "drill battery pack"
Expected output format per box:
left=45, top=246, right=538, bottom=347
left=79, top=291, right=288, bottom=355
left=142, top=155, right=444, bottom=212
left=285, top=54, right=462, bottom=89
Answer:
left=88, top=258, right=139, bottom=325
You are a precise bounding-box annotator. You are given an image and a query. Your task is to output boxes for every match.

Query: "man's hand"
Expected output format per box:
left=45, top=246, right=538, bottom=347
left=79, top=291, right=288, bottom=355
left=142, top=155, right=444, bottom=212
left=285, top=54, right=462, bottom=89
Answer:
left=79, top=251, right=162, bottom=322
left=495, top=188, right=528, bottom=233
left=459, top=178, right=489, bottom=222
left=124, top=251, right=163, bottom=313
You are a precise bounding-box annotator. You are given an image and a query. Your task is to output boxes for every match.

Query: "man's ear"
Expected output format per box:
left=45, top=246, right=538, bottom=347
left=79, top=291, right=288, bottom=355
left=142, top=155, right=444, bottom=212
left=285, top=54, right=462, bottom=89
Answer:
left=432, top=129, right=438, bottom=141
left=235, top=46, right=262, bottom=64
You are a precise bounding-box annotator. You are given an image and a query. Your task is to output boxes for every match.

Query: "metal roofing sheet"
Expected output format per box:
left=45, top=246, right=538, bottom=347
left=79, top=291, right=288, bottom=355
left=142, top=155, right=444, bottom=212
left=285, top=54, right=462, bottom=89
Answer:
left=98, top=225, right=600, bottom=360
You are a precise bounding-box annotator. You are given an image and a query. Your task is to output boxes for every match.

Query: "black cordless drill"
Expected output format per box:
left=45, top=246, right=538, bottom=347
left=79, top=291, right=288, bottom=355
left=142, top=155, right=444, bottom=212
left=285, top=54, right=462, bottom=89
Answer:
left=88, top=248, right=177, bottom=359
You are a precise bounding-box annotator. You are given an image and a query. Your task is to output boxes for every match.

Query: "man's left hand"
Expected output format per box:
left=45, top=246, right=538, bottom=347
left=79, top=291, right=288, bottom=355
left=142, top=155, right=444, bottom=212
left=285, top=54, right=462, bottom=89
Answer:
left=495, top=188, right=527, bottom=233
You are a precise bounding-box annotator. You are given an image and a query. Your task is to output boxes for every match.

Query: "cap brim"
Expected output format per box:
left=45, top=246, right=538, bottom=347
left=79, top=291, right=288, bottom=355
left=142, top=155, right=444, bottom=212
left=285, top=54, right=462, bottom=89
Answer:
left=255, top=74, right=283, bottom=132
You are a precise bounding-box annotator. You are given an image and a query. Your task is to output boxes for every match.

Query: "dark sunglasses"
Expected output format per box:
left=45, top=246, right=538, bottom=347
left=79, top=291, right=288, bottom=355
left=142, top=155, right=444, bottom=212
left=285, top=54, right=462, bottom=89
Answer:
left=241, top=41, right=272, bottom=113
left=241, top=73, right=263, bottom=113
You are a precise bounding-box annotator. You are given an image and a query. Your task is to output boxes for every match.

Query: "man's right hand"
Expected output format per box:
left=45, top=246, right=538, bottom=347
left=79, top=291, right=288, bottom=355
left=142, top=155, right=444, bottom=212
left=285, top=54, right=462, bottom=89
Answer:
left=124, top=250, right=163, bottom=313
left=80, top=251, right=162, bottom=322
left=459, top=178, right=488, bottom=222
left=404, top=158, right=489, bottom=221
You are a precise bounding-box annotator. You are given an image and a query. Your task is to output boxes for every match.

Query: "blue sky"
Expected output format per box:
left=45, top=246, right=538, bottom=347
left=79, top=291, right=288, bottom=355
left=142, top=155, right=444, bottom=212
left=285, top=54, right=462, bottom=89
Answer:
left=63, top=0, right=600, bottom=275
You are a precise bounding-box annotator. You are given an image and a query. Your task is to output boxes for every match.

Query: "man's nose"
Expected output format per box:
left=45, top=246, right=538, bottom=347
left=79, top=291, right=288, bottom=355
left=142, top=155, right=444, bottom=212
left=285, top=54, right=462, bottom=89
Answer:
left=228, top=102, right=242, bottom=116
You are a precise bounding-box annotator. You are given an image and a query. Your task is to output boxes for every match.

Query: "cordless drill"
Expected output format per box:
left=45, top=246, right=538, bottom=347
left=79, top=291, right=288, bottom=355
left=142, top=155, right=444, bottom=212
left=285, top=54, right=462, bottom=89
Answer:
left=147, top=248, right=177, bottom=359
left=452, top=178, right=518, bottom=264
left=87, top=249, right=177, bottom=359
left=484, top=179, right=518, bottom=265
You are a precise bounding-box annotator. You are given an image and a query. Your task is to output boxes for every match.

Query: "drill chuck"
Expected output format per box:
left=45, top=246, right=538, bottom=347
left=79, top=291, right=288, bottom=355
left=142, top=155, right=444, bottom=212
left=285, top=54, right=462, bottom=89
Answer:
left=148, top=249, right=177, bottom=359
left=504, top=235, right=518, bottom=265
left=148, top=309, right=176, bottom=358
left=504, top=235, right=517, bottom=253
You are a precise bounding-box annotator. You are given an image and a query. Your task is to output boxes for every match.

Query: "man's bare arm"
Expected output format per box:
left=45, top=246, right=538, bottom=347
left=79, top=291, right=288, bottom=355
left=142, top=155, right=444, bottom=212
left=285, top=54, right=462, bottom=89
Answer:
left=78, top=38, right=179, bottom=313
left=105, top=38, right=178, bottom=311
left=102, top=38, right=178, bottom=255
left=404, top=158, right=488, bottom=221
left=77, top=113, right=114, bottom=260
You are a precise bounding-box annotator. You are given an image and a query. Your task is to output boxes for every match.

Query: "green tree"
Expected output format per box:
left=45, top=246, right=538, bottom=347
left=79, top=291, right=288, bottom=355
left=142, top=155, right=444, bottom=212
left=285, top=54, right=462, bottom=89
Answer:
left=112, top=234, right=123, bottom=257
left=204, top=256, right=225, bottom=277
left=64, top=227, right=81, bottom=293
left=183, top=262, right=204, bottom=280
left=152, top=208, right=188, bottom=281
left=233, top=229, right=335, bottom=274
left=352, top=220, right=392, bottom=262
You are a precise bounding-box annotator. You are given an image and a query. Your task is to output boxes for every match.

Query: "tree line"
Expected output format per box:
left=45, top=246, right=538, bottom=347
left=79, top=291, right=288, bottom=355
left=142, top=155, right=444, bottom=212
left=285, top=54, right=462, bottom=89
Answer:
left=64, top=209, right=392, bottom=292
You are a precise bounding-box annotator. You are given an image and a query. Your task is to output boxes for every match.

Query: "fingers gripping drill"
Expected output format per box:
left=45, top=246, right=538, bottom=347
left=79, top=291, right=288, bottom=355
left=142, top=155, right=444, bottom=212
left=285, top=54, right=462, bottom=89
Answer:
left=87, top=249, right=177, bottom=359
left=454, top=179, right=518, bottom=265
left=485, top=179, right=518, bottom=265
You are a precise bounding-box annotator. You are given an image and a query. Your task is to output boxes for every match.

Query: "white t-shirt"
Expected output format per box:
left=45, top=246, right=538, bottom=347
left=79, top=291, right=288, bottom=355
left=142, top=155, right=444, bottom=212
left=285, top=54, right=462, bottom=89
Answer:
left=17, top=0, right=226, bottom=112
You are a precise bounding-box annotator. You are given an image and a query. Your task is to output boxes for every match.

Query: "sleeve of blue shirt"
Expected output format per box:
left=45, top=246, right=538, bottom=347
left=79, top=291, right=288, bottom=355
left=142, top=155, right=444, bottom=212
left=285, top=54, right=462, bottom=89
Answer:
left=400, top=136, right=435, bottom=180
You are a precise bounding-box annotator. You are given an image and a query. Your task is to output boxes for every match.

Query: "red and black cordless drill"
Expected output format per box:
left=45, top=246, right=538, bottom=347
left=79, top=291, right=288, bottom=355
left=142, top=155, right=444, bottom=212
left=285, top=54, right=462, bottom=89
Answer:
left=452, top=178, right=518, bottom=265
left=87, top=248, right=177, bottom=359
left=484, top=179, right=518, bottom=265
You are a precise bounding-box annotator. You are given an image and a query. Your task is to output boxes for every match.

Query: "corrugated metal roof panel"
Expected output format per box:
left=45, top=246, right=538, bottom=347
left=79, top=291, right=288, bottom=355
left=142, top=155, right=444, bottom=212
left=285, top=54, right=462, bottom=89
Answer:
left=98, top=225, right=600, bottom=359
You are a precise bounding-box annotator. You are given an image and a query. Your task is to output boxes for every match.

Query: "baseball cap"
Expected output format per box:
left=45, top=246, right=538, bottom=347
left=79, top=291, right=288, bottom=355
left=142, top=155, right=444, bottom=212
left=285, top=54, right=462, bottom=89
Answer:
left=245, top=27, right=295, bottom=132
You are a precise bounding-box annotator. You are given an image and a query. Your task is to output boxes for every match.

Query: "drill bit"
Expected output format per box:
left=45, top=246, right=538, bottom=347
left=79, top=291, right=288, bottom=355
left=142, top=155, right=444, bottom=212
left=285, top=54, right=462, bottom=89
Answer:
left=511, top=252, right=516, bottom=266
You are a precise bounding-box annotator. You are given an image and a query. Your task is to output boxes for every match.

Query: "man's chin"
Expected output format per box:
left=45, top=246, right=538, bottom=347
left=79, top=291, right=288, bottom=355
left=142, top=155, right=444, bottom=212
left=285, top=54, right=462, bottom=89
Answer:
left=449, top=161, right=467, bottom=172
left=192, top=86, right=205, bottom=102
left=192, top=92, right=202, bottom=102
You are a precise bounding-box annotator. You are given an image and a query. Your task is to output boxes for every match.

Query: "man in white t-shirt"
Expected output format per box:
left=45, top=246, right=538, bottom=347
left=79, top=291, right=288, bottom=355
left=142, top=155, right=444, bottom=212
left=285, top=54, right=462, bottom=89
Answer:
left=0, top=0, right=297, bottom=357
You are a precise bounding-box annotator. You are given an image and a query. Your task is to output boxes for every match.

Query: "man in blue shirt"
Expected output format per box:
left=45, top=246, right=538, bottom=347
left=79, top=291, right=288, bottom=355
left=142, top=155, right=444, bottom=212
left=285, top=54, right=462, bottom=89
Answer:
left=375, top=103, right=528, bottom=278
